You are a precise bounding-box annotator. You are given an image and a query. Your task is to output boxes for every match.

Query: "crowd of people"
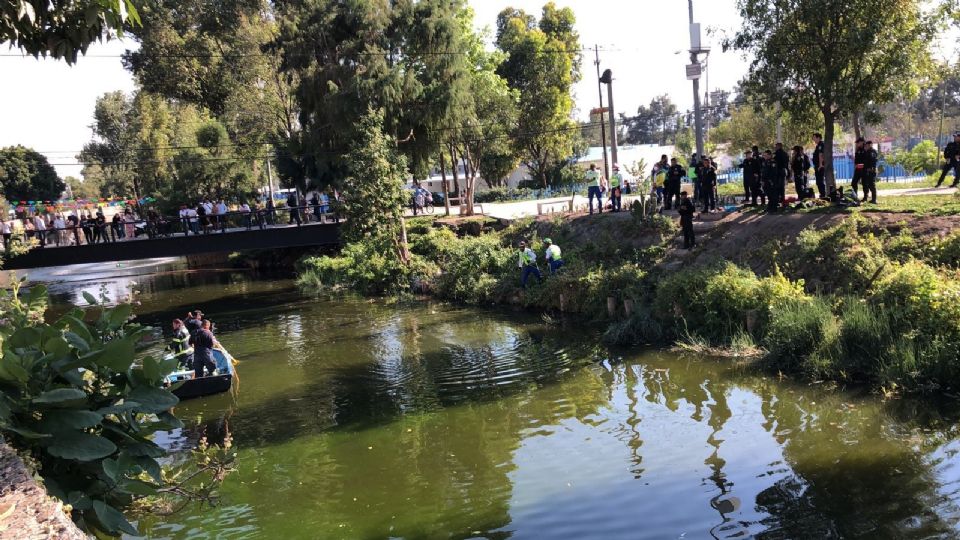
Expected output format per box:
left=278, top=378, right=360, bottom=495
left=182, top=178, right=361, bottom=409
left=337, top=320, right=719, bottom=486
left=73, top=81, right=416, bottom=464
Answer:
left=2, top=190, right=341, bottom=251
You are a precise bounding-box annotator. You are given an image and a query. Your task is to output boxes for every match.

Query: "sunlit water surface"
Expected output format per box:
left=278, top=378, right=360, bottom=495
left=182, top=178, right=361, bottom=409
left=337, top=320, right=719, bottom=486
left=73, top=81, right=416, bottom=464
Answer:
left=32, top=264, right=960, bottom=539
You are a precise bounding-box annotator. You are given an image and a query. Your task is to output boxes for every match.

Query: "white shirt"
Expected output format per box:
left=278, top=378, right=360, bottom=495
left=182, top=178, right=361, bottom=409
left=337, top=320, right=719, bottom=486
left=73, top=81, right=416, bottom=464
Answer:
left=216, top=202, right=227, bottom=214
left=53, top=218, right=66, bottom=229
left=33, top=216, right=46, bottom=231
left=179, top=208, right=189, bottom=219
left=202, top=202, right=213, bottom=214
left=1, top=221, right=10, bottom=234
left=240, top=203, right=251, bottom=213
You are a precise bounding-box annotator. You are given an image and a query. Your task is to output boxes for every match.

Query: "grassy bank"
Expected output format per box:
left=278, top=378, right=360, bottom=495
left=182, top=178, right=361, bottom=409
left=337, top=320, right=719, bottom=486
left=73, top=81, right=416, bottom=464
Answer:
left=298, top=206, right=960, bottom=394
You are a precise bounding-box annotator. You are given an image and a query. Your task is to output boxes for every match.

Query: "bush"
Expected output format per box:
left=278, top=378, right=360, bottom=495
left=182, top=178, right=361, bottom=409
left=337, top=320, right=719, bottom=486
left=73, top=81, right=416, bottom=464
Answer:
left=433, top=234, right=513, bottom=304
left=924, top=232, right=960, bottom=269
left=653, top=263, right=805, bottom=344
left=788, top=217, right=888, bottom=294
left=0, top=284, right=233, bottom=536
left=298, top=240, right=409, bottom=296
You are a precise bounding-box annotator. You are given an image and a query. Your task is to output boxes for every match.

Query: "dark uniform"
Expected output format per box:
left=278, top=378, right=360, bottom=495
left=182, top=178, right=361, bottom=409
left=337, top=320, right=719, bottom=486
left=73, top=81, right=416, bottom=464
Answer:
left=678, top=196, right=696, bottom=249
left=861, top=145, right=879, bottom=204
left=743, top=154, right=764, bottom=206
left=699, top=163, right=717, bottom=211
left=773, top=146, right=789, bottom=207
left=936, top=139, right=960, bottom=188
left=852, top=144, right=865, bottom=197
left=813, top=140, right=826, bottom=198
left=761, top=154, right=779, bottom=211
left=791, top=151, right=810, bottom=199
left=665, top=163, right=685, bottom=209
left=189, top=328, right=217, bottom=378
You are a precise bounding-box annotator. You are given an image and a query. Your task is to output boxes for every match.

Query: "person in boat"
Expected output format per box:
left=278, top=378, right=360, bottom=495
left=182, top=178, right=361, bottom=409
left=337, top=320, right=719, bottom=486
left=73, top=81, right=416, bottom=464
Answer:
left=169, top=319, right=193, bottom=369
left=184, top=310, right=203, bottom=337
left=189, top=319, right=219, bottom=378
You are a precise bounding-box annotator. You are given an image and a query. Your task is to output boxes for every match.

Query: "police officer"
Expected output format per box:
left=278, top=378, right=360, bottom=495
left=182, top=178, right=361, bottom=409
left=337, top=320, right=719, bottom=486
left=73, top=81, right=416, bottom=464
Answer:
left=774, top=142, right=790, bottom=207
left=861, top=140, right=879, bottom=204
left=699, top=156, right=717, bottom=212
left=761, top=150, right=779, bottom=211
left=812, top=133, right=826, bottom=198
left=936, top=132, right=960, bottom=188
left=677, top=191, right=696, bottom=249
left=665, top=157, right=685, bottom=210
left=851, top=137, right=865, bottom=198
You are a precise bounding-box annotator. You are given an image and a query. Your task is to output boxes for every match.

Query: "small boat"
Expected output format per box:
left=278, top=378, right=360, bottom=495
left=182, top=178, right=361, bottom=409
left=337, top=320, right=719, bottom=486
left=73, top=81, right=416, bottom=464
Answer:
left=164, top=347, right=236, bottom=400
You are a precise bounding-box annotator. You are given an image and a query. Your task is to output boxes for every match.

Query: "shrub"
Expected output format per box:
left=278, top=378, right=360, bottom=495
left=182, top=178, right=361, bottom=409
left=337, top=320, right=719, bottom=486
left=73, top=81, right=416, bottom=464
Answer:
left=653, top=263, right=805, bottom=344
left=434, top=234, right=513, bottom=304
left=924, top=232, right=960, bottom=268
left=870, top=261, right=960, bottom=343
left=409, top=226, right=458, bottom=260
left=763, top=297, right=840, bottom=377
left=603, top=306, right=665, bottom=346
left=298, top=240, right=409, bottom=296
left=787, top=217, right=888, bottom=294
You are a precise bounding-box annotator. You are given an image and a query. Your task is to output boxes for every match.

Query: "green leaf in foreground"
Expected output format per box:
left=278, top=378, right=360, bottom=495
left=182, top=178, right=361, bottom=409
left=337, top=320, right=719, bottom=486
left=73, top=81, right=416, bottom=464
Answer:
left=92, top=499, right=138, bottom=536
left=47, top=431, right=117, bottom=461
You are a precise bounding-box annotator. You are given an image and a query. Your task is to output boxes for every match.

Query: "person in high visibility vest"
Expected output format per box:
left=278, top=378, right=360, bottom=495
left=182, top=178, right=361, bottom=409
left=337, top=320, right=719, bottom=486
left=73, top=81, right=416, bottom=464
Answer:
left=169, top=319, right=194, bottom=369
left=585, top=163, right=605, bottom=214
left=608, top=165, right=624, bottom=212
left=517, top=241, right=542, bottom=287
left=544, top=238, right=564, bottom=274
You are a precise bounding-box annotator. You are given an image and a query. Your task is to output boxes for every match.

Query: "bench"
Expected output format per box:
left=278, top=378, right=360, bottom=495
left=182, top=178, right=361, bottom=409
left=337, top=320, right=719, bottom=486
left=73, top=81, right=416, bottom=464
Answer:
left=537, top=195, right=576, bottom=215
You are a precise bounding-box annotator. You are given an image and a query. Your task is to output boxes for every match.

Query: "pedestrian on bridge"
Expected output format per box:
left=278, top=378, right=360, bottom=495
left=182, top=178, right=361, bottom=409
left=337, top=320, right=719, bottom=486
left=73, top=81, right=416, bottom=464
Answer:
left=287, top=192, right=302, bottom=226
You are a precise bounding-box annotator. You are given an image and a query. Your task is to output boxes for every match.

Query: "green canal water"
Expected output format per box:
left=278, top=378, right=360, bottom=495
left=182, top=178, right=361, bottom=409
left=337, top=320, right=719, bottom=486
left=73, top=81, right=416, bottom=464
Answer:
left=31, top=264, right=960, bottom=538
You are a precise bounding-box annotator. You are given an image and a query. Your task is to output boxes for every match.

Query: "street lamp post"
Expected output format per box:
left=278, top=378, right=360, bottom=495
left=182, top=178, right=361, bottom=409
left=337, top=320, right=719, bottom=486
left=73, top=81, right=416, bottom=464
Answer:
left=688, top=0, right=706, bottom=160
left=600, top=69, right=618, bottom=167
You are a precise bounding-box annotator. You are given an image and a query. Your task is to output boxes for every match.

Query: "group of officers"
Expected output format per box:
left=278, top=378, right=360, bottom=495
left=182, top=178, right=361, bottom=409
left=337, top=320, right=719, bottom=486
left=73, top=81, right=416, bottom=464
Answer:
left=170, top=310, right=221, bottom=378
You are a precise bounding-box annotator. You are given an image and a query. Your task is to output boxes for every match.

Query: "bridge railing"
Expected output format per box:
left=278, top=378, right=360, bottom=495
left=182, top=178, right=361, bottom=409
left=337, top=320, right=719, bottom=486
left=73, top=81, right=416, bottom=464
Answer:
left=14, top=205, right=341, bottom=249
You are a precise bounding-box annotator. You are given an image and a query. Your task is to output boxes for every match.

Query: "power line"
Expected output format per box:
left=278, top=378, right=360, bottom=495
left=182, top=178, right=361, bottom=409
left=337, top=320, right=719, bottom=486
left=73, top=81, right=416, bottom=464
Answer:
left=0, top=46, right=598, bottom=60
left=45, top=122, right=605, bottom=166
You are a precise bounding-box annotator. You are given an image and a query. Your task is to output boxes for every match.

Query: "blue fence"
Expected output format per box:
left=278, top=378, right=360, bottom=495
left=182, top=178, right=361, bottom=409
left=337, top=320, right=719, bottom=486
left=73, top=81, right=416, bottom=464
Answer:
left=718, top=156, right=913, bottom=185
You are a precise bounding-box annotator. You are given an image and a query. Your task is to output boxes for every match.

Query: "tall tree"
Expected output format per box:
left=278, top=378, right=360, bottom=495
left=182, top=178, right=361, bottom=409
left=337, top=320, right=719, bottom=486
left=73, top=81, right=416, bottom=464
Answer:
left=0, top=146, right=65, bottom=201
left=1, top=0, right=140, bottom=63
left=709, top=103, right=822, bottom=153
left=495, top=4, right=581, bottom=188
left=622, top=95, right=680, bottom=145
left=727, top=0, right=936, bottom=191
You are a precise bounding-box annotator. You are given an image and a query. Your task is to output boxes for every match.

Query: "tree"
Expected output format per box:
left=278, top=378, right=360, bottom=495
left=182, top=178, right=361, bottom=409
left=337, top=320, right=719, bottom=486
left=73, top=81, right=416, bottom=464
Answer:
left=1, top=0, right=140, bottom=63
left=342, top=109, right=410, bottom=266
left=495, top=4, right=581, bottom=188
left=0, top=145, right=65, bottom=202
left=709, top=103, right=822, bottom=153
left=890, top=140, right=940, bottom=174
left=65, top=175, right=99, bottom=200
left=727, top=0, right=936, bottom=191
left=622, top=95, right=680, bottom=146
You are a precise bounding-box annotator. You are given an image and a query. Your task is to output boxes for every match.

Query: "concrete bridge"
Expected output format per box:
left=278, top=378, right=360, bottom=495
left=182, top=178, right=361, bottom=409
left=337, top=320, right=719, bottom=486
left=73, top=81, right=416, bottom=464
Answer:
left=3, top=222, right=342, bottom=270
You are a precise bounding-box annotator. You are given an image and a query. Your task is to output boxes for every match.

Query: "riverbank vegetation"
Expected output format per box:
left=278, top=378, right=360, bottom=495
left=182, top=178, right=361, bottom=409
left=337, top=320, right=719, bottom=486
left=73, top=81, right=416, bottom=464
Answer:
left=299, top=206, right=960, bottom=394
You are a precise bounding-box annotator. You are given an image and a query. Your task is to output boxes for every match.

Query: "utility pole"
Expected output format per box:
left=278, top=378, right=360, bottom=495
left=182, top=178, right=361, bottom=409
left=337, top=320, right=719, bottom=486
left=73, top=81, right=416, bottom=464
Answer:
left=775, top=102, right=783, bottom=142
left=265, top=156, right=276, bottom=203
left=600, top=69, right=618, bottom=167
left=688, top=0, right=706, bottom=160
left=595, top=45, right=610, bottom=180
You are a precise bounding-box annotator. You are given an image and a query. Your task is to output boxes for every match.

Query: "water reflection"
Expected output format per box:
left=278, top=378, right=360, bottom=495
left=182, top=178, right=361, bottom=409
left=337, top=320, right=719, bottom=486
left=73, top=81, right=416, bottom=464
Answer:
left=34, top=270, right=960, bottom=539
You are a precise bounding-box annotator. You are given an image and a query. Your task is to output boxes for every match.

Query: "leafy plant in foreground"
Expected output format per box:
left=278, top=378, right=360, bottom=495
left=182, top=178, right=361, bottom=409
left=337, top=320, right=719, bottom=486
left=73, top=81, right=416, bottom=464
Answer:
left=0, top=282, right=234, bottom=536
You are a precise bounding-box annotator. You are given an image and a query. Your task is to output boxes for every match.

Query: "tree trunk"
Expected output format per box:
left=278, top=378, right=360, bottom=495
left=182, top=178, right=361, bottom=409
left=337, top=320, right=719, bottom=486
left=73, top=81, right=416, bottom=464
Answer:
left=462, top=146, right=477, bottom=217
left=853, top=111, right=863, bottom=140
left=823, top=109, right=837, bottom=193
left=438, top=147, right=450, bottom=216
left=449, top=145, right=460, bottom=195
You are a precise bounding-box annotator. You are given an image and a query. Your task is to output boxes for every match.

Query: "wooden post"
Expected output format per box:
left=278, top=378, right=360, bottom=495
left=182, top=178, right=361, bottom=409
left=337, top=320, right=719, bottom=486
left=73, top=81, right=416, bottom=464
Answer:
left=624, top=299, right=635, bottom=317
left=607, top=296, right=617, bottom=318
left=559, top=293, right=568, bottom=312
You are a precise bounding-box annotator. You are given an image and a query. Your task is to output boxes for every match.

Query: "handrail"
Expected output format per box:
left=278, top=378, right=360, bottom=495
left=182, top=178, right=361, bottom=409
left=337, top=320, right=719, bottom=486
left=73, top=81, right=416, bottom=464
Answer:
left=11, top=204, right=342, bottom=248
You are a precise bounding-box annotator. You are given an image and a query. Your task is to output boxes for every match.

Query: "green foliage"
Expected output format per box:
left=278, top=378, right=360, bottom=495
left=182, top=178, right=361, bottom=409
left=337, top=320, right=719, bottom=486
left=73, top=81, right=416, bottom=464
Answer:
left=433, top=235, right=513, bottom=304
left=653, top=263, right=805, bottom=344
left=925, top=231, right=960, bottom=268
left=0, top=282, right=232, bottom=537
left=495, top=4, right=581, bottom=187
left=788, top=216, right=888, bottom=293
left=889, top=140, right=941, bottom=175
left=709, top=103, right=822, bottom=154
left=763, top=297, right=839, bottom=375
left=1, top=0, right=140, bottom=64
left=870, top=261, right=960, bottom=347
left=0, top=145, right=66, bottom=202
left=341, top=109, right=410, bottom=264
left=298, top=242, right=409, bottom=296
